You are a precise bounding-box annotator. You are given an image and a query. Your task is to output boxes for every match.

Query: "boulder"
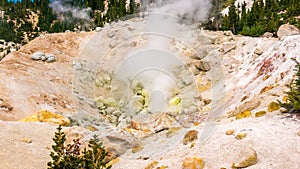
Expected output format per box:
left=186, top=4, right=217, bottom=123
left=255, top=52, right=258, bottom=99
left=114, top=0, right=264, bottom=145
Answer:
left=254, top=48, right=263, bottom=55
left=183, top=48, right=205, bottom=60
left=41, top=56, right=47, bottom=61
left=263, top=32, right=273, bottom=38
left=277, top=24, right=300, bottom=39
left=255, top=110, right=267, bottom=117
left=268, top=101, right=280, bottom=112
left=225, top=129, right=235, bottom=135
left=193, top=60, right=211, bottom=72
left=46, top=55, right=56, bottom=63
left=222, top=42, right=236, bottom=53
left=31, top=52, right=44, bottom=60
left=95, top=27, right=102, bottom=32
left=232, top=147, right=257, bottom=168
left=183, top=130, right=198, bottom=145
left=236, top=110, right=251, bottom=120
left=182, top=157, right=205, bottom=169
left=235, top=133, right=247, bottom=140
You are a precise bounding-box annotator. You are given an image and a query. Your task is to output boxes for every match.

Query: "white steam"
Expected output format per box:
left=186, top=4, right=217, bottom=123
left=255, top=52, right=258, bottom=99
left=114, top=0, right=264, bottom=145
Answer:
left=138, top=0, right=212, bottom=113
left=49, top=0, right=92, bottom=29
left=148, top=0, right=211, bottom=22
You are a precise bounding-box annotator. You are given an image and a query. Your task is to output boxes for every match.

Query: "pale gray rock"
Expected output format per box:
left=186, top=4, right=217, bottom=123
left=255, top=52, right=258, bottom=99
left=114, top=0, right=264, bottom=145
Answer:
left=45, top=53, right=55, bottom=59
left=222, top=42, right=236, bottom=53
left=46, top=55, right=56, bottom=63
left=254, top=48, right=263, bottom=55
left=263, top=32, right=273, bottom=38
left=277, top=24, right=300, bottom=39
left=31, top=52, right=44, bottom=60
left=95, top=27, right=102, bottom=32
left=41, top=56, right=47, bottom=61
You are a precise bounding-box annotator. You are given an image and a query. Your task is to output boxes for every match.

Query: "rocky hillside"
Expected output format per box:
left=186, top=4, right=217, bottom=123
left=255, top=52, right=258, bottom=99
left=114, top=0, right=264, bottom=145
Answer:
left=0, top=31, right=93, bottom=121
left=0, top=17, right=300, bottom=169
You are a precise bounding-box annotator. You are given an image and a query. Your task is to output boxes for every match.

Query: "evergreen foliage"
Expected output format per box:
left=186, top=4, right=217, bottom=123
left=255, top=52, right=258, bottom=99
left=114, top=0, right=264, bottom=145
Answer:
left=47, top=125, right=111, bottom=169
left=0, top=0, right=140, bottom=44
left=205, top=0, right=300, bottom=37
left=278, top=58, right=300, bottom=115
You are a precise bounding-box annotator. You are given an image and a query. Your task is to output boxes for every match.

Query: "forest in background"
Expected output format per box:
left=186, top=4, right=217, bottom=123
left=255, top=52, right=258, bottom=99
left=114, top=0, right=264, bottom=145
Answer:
left=0, top=0, right=300, bottom=44
left=0, top=0, right=139, bottom=44
left=207, top=0, right=300, bottom=36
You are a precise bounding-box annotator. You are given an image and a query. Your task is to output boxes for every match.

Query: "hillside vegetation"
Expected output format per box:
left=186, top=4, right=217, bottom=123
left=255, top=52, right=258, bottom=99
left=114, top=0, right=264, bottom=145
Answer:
left=0, top=0, right=299, bottom=43
left=207, top=0, right=300, bottom=36
left=0, top=0, right=139, bottom=44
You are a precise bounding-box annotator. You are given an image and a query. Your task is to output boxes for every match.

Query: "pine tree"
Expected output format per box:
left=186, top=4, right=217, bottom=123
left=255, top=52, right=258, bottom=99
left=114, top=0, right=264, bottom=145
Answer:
left=228, top=2, right=238, bottom=34
left=279, top=58, right=300, bottom=115
left=129, top=0, right=136, bottom=14
left=119, top=0, right=127, bottom=18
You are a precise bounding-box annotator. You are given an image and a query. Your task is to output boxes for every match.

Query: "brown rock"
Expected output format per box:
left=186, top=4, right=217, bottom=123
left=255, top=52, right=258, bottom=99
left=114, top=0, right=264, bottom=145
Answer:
left=182, top=157, right=205, bottom=169
left=193, top=60, right=211, bottom=72
left=232, top=147, right=257, bottom=168
left=226, top=129, right=235, bottom=135
left=0, top=98, right=13, bottom=112
left=21, top=138, right=32, bottom=143
left=183, top=130, right=198, bottom=145
left=203, top=99, right=212, bottom=105
left=144, top=161, right=158, bottom=169
left=260, top=85, right=274, bottom=94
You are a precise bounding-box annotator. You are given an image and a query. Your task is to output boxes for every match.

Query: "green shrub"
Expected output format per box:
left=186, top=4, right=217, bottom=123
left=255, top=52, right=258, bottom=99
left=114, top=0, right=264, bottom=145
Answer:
left=47, top=125, right=111, bottom=169
left=278, top=58, right=300, bottom=115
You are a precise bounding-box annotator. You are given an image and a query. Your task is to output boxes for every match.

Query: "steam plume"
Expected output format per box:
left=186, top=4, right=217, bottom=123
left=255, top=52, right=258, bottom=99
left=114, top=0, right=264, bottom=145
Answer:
left=49, top=0, right=92, bottom=29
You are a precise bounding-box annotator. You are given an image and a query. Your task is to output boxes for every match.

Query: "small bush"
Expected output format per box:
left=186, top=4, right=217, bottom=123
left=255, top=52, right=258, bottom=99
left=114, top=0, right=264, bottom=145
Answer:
left=278, top=58, right=300, bottom=115
left=47, top=125, right=111, bottom=169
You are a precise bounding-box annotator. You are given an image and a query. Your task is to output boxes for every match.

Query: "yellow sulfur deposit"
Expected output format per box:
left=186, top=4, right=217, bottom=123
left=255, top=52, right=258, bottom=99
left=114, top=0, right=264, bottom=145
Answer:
left=235, top=133, right=247, bottom=140
left=144, top=161, right=158, bottom=169
left=255, top=110, right=267, bottom=117
left=268, top=101, right=280, bottom=112
left=168, top=96, right=181, bottom=106
left=236, top=110, right=251, bottom=120
left=20, top=110, right=70, bottom=126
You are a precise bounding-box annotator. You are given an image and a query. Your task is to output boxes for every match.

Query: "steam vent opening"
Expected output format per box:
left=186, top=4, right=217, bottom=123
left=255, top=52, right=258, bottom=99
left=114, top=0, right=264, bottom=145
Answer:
left=149, top=90, right=167, bottom=113
left=72, top=13, right=220, bottom=160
